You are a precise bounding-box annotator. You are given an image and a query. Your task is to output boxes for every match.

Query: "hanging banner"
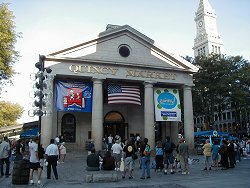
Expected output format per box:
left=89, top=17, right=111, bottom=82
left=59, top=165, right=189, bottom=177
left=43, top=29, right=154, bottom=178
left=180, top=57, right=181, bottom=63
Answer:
left=154, top=88, right=181, bottom=121
left=56, top=81, right=92, bottom=112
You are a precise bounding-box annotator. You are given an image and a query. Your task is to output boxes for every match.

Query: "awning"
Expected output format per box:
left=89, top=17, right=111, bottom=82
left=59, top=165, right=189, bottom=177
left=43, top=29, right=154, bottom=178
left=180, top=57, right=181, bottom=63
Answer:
left=20, top=128, right=38, bottom=138
left=194, top=130, right=230, bottom=137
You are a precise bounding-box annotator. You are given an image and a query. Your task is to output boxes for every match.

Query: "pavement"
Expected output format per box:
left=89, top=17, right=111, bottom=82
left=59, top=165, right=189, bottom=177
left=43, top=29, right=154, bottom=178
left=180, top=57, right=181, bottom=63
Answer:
left=1, top=150, right=249, bottom=188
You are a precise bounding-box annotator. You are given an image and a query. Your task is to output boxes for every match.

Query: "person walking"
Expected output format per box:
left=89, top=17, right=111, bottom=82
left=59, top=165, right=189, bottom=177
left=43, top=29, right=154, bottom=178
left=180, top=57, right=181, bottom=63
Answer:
left=211, top=140, right=220, bottom=169
left=122, top=139, right=136, bottom=179
left=218, top=140, right=229, bottom=170
left=163, top=136, right=176, bottom=174
left=155, top=141, right=164, bottom=173
left=202, top=139, right=212, bottom=170
left=111, top=139, right=123, bottom=171
left=227, top=140, right=235, bottom=168
left=0, top=136, right=11, bottom=178
left=178, top=138, right=190, bottom=175
left=107, top=134, right=113, bottom=151
left=60, top=142, right=66, bottom=163
left=28, top=137, right=43, bottom=186
left=140, top=138, right=151, bottom=179
left=45, top=139, right=59, bottom=180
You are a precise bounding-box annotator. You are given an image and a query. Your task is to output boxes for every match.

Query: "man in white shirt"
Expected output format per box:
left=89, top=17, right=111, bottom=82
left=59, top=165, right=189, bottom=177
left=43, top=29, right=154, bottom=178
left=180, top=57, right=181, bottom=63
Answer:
left=29, top=137, right=43, bottom=186
left=45, top=139, right=59, bottom=180
left=111, top=140, right=123, bottom=171
left=0, top=137, right=11, bottom=177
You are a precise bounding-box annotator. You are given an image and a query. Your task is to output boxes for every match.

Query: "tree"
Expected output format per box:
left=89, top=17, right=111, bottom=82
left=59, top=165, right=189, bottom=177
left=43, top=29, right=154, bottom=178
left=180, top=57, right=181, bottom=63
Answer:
left=0, top=3, right=20, bottom=92
left=226, top=56, right=250, bottom=126
left=192, top=54, right=250, bottom=130
left=0, top=101, right=23, bottom=127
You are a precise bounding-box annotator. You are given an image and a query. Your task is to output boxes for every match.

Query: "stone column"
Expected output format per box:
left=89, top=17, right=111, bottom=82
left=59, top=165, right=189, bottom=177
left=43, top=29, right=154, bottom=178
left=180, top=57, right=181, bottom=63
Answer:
left=41, top=75, right=54, bottom=148
left=144, top=82, right=155, bottom=149
left=183, top=85, right=195, bottom=152
left=91, top=78, right=103, bottom=151
left=170, top=121, right=179, bottom=145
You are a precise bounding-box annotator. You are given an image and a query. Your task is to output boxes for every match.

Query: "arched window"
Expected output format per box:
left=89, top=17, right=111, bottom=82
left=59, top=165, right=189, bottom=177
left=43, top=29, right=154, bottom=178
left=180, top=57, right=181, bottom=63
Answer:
left=61, top=113, right=76, bottom=142
left=104, top=111, right=124, bottom=123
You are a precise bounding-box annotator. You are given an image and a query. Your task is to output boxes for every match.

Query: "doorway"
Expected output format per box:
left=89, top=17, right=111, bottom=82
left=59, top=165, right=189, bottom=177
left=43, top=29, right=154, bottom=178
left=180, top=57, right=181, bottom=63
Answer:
left=104, top=111, right=126, bottom=141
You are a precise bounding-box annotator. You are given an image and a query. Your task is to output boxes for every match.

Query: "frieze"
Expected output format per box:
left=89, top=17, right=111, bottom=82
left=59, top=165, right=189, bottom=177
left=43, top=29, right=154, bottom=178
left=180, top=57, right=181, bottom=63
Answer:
left=69, top=64, right=176, bottom=80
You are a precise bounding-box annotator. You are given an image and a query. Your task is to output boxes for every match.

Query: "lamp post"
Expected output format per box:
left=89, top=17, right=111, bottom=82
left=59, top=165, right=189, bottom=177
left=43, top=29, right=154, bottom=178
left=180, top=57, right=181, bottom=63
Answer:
left=29, top=55, right=52, bottom=144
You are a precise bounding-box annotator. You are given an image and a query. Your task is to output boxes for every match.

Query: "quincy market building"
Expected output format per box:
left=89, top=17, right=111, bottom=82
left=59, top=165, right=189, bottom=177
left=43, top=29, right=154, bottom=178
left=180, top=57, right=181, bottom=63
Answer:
left=41, top=25, right=198, bottom=151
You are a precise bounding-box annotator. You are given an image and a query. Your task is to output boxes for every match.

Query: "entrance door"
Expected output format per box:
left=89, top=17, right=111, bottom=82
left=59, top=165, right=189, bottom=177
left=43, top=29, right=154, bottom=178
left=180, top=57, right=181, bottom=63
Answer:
left=104, top=111, right=125, bottom=141
left=104, top=123, right=125, bottom=140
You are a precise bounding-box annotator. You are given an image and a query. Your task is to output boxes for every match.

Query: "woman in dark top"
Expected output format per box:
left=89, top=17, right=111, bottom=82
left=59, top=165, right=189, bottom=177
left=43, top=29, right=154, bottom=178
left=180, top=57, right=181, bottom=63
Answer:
left=15, top=139, right=23, bottom=161
left=219, top=140, right=229, bottom=170
left=103, top=151, right=115, bottom=170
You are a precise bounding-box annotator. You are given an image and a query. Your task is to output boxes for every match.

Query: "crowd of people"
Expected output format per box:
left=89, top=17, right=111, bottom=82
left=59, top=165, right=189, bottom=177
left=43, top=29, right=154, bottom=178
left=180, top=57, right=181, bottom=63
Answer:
left=1, top=134, right=250, bottom=186
left=86, top=134, right=193, bottom=179
left=0, top=135, right=67, bottom=186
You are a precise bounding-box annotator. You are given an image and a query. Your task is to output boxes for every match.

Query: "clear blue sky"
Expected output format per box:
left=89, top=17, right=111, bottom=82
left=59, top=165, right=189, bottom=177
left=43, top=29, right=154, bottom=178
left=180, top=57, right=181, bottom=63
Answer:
left=1, top=0, right=250, bottom=123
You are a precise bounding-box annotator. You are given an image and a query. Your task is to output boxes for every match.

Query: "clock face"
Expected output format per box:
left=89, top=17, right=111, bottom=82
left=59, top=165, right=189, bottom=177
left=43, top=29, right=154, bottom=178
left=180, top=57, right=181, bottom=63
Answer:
left=199, top=21, right=203, bottom=27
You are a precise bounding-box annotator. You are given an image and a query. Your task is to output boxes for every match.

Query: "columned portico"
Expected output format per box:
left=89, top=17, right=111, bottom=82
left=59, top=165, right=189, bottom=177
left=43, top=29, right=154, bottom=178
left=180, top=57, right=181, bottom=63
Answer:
left=183, top=85, right=195, bottom=151
left=45, top=24, right=199, bottom=150
left=91, top=78, right=103, bottom=151
left=144, top=82, right=155, bottom=149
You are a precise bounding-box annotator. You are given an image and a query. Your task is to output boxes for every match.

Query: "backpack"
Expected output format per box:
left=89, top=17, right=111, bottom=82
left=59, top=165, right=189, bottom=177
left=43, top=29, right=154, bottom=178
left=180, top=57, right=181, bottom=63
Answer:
left=164, top=142, right=173, bottom=153
left=143, top=145, right=151, bottom=156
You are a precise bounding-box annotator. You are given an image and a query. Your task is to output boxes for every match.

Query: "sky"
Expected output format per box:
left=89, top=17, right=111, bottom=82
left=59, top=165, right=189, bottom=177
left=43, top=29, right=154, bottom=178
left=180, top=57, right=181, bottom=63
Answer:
left=1, top=0, right=250, bottom=124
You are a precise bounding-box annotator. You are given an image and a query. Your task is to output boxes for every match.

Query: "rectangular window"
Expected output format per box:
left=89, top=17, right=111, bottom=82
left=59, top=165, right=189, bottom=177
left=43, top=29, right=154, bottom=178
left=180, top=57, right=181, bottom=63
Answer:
left=227, top=112, right=231, bottom=120
left=218, top=46, right=221, bottom=54
left=88, top=131, right=91, bottom=139
left=215, top=114, right=218, bottom=121
left=212, top=45, right=214, bottom=53
left=232, top=111, right=235, bottom=119
left=215, top=46, right=217, bottom=53
left=223, top=113, right=226, bottom=120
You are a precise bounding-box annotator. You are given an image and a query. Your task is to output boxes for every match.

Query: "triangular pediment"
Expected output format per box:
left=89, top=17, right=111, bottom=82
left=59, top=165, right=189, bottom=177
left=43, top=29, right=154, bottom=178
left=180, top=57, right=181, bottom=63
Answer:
left=47, top=25, right=198, bottom=73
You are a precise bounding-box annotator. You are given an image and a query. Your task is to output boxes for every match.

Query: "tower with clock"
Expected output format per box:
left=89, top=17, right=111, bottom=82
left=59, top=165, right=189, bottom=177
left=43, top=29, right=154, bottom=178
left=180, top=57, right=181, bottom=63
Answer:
left=193, top=0, right=224, bottom=57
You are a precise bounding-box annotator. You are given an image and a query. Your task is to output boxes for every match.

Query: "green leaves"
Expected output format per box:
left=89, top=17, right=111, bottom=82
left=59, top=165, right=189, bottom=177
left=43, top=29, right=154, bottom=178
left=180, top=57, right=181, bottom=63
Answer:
left=0, top=3, right=20, bottom=88
left=192, top=54, right=250, bottom=125
left=0, top=101, right=23, bottom=127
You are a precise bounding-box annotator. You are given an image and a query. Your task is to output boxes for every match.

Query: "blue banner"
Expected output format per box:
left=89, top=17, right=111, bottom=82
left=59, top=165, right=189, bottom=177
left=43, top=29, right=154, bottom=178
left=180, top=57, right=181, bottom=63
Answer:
left=56, top=81, right=92, bottom=112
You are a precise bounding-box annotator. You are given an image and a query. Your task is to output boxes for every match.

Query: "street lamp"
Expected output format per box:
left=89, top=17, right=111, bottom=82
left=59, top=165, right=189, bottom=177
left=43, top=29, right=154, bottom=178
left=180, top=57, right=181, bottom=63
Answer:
left=28, top=55, right=52, bottom=144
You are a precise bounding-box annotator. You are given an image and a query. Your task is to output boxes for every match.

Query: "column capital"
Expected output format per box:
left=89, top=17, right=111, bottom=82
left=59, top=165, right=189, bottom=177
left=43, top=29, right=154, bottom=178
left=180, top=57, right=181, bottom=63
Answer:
left=92, top=77, right=104, bottom=83
left=182, top=84, right=194, bottom=90
left=144, top=81, right=156, bottom=87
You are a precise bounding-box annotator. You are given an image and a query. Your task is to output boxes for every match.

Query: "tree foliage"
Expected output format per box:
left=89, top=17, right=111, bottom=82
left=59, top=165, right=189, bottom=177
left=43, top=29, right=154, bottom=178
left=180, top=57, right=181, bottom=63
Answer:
left=0, top=101, right=23, bottom=127
left=0, top=3, right=20, bottom=89
left=192, top=54, right=250, bottom=128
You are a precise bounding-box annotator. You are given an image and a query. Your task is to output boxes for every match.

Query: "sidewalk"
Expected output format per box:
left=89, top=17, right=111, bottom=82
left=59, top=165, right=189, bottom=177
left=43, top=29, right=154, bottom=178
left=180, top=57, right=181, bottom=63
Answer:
left=1, top=151, right=249, bottom=188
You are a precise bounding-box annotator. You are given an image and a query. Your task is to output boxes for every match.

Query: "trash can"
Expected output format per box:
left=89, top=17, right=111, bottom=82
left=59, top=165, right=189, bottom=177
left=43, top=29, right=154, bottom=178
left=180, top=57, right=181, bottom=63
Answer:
left=12, top=159, right=30, bottom=185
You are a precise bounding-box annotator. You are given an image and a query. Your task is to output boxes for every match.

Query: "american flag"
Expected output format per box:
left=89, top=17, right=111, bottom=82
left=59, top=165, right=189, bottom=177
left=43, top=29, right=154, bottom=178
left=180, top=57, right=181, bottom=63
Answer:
left=108, top=85, right=141, bottom=105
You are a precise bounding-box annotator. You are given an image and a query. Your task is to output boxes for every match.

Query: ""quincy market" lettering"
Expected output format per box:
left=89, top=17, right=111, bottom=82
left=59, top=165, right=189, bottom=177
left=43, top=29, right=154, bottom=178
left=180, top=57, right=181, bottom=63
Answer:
left=69, top=64, right=177, bottom=80
left=69, top=65, right=118, bottom=75
left=125, top=69, right=176, bottom=80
